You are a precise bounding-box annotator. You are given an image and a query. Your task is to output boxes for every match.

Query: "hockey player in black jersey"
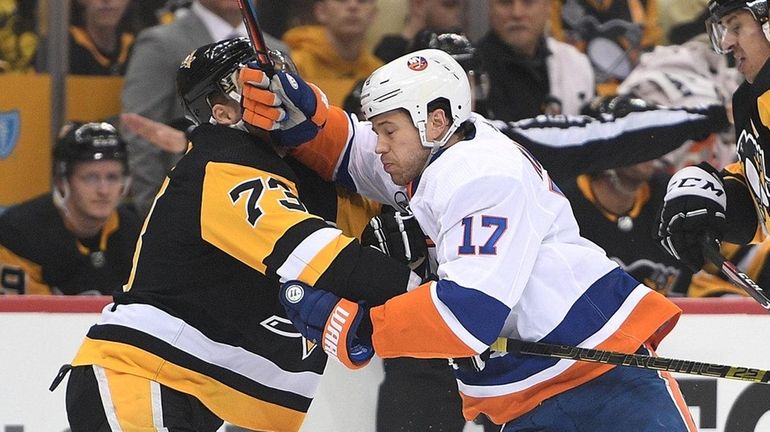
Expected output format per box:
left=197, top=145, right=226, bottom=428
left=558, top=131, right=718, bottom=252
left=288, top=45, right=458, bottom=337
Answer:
left=0, top=122, right=139, bottom=295
left=657, top=0, right=770, bottom=271
left=58, top=37, right=417, bottom=432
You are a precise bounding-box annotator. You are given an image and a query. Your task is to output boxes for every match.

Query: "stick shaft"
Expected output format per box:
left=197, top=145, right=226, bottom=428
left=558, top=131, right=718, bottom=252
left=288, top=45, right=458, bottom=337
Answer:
left=491, top=338, right=770, bottom=384
left=701, top=238, right=770, bottom=312
left=236, top=0, right=274, bottom=73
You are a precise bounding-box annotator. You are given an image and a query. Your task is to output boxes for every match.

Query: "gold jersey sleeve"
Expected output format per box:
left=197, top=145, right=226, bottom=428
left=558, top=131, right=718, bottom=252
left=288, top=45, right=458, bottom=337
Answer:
left=200, top=161, right=354, bottom=285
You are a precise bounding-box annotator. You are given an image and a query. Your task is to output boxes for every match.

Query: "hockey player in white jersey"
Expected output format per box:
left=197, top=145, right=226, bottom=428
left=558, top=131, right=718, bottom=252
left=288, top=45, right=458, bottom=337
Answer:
left=240, top=49, right=697, bottom=430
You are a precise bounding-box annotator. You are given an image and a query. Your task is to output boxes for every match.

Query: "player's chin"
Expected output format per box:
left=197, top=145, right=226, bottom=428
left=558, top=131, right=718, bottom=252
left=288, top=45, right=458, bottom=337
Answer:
left=86, top=203, right=116, bottom=220
left=389, top=172, right=409, bottom=187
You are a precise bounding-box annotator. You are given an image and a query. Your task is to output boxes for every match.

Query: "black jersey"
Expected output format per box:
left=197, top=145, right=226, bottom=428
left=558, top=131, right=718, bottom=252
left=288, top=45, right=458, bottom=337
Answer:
left=0, top=194, right=140, bottom=295
left=68, top=26, right=134, bottom=75
left=497, top=104, right=728, bottom=183
left=562, top=173, right=692, bottom=296
left=722, top=59, right=770, bottom=244
left=70, top=124, right=409, bottom=431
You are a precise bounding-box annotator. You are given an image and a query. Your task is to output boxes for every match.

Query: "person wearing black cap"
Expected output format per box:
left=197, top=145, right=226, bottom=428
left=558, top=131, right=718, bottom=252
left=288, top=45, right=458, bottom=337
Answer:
left=0, top=122, right=140, bottom=295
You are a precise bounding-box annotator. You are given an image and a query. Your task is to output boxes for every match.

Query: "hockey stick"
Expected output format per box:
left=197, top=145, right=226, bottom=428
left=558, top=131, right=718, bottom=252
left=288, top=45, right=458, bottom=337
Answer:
left=701, top=237, right=770, bottom=312
left=236, top=0, right=275, bottom=74
left=490, top=338, right=770, bottom=384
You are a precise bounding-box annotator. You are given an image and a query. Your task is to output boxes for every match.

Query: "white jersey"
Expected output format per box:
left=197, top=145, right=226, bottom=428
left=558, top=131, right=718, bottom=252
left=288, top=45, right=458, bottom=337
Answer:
left=299, top=111, right=681, bottom=424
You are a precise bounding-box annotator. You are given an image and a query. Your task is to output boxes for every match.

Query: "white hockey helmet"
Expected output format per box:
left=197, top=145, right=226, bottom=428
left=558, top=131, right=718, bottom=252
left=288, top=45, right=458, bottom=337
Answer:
left=360, top=49, right=472, bottom=151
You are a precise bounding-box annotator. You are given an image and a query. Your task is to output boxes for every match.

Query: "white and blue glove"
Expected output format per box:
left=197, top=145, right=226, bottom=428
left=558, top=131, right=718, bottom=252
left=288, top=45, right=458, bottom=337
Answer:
left=279, top=280, right=374, bottom=369
left=656, top=162, right=727, bottom=271
left=239, top=65, right=329, bottom=147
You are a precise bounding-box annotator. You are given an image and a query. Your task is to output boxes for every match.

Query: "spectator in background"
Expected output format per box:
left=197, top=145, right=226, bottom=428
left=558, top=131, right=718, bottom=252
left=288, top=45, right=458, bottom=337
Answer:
left=550, top=0, right=662, bottom=94
left=0, top=0, right=38, bottom=73
left=561, top=159, right=694, bottom=297
left=0, top=122, right=140, bottom=295
left=478, top=0, right=595, bottom=122
left=282, top=0, right=382, bottom=106
left=373, top=0, right=464, bottom=63
left=658, top=0, right=709, bottom=44
left=121, top=0, right=288, bottom=218
left=66, top=0, right=135, bottom=75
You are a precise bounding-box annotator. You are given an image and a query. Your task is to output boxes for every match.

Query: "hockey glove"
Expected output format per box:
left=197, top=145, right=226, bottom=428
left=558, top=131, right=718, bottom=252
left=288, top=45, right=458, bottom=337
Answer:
left=361, top=208, right=428, bottom=266
left=580, top=94, right=654, bottom=119
left=279, top=280, right=374, bottom=369
left=240, top=65, right=329, bottom=147
left=655, top=162, right=727, bottom=271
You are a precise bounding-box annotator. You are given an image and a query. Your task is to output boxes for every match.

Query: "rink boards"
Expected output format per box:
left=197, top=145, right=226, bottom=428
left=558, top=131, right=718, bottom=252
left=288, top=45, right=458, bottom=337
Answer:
left=0, top=296, right=768, bottom=432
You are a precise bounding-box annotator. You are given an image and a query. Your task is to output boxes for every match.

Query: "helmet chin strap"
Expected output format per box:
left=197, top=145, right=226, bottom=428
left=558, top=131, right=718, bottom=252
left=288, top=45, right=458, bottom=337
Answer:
left=416, top=119, right=462, bottom=175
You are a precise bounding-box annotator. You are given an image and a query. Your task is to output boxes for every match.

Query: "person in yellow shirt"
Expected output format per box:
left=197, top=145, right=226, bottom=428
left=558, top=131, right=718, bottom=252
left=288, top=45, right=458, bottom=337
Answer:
left=282, top=0, right=382, bottom=105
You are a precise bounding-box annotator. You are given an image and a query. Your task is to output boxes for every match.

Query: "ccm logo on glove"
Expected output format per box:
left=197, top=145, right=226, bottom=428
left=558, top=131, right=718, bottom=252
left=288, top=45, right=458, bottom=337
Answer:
left=665, top=168, right=725, bottom=202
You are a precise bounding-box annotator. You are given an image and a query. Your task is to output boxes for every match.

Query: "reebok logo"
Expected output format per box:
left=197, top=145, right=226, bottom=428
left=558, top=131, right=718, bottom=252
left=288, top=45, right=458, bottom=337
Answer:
left=323, top=304, right=351, bottom=357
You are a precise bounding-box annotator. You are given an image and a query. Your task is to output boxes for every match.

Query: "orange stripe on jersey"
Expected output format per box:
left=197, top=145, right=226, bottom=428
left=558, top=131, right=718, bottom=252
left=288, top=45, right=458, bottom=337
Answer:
left=201, top=162, right=320, bottom=273
left=308, top=84, right=329, bottom=126
left=647, top=345, right=699, bottom=431
left=461, top=358, right=616, bottom=424
left=73, top=338, right=307, bottom=432
left=659, top=370, right=698, bottom=431
left=622, top=289, right=681, bottom=350
left=370, top=282, right=477, bottom=358
left=461, top=291, right=681, bottom=424
left=291, top=106, right=350, bottom=181
left=297, top=233, right=354, bottom=285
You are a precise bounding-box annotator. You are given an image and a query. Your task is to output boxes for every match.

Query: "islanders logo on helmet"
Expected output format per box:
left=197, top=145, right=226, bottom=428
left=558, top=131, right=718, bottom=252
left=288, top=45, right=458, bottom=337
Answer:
left=407, top=55, right=428, bottom=71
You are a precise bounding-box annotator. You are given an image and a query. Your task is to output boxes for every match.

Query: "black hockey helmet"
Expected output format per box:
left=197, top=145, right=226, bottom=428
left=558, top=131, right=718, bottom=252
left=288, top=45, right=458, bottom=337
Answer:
left=53, top=122, right=128, bottom=177
left=177, top=37, right=299, bottom=125
left=411, top=30, right=490, bottom=114
left=706, top=0, right=769, bottom=53
left=412, top=30, right=479, bottom=73
left=177, top=37, right=256, bottom=125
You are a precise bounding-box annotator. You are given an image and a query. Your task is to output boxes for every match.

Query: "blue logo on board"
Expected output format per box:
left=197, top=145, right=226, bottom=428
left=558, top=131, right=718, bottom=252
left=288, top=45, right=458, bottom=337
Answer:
left=0, top=110, right=21, bottom=160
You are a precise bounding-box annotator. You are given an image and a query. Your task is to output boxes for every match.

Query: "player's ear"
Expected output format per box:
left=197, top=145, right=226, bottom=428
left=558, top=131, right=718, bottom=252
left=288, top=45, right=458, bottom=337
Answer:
left=52, top=176, right=70, bottom=209
left=211, top=100, right=242, bottom=126
left=426, top=109, right=450, bottom=141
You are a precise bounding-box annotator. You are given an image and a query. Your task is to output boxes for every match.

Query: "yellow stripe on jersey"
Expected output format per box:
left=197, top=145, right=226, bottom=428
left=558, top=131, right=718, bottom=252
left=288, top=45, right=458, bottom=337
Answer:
left=335, top=185, right=382, bottom=239
left=747, top=239, right=770, bottom=280
left=201, top=162, right=323, bottom=273
left=99, top=367, right=157, bottom=431
left=297, top=233, right=354, bottom=285
left=73, top=337, right=307, bottom=432
left=758, top=90, right=770, bottom=131
left=125, top=177, right=171, bottom=292
left=0, top=245, right=50, bottom=295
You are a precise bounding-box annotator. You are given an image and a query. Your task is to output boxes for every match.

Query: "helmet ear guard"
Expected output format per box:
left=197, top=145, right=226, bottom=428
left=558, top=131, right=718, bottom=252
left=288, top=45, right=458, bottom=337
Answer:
left=360, top=49, right=472, bottom=152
